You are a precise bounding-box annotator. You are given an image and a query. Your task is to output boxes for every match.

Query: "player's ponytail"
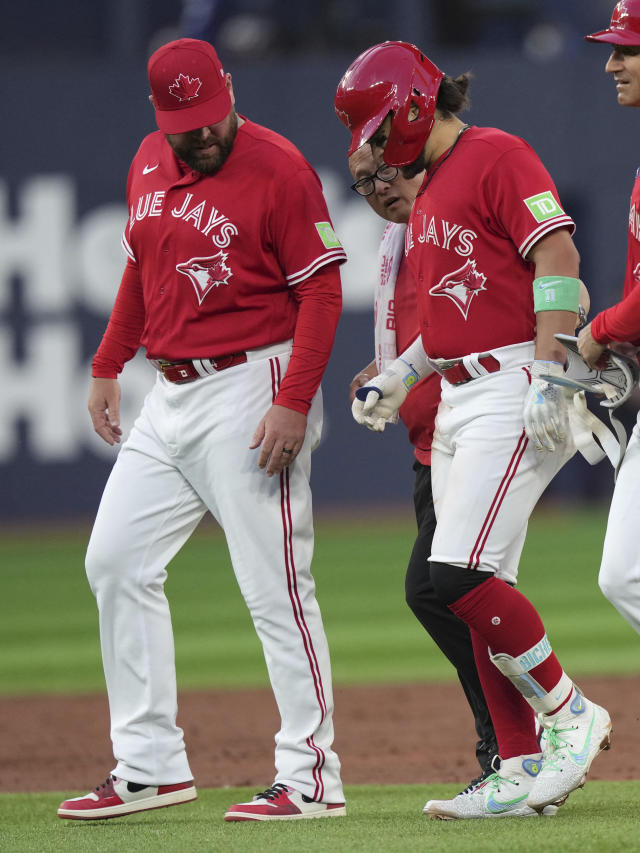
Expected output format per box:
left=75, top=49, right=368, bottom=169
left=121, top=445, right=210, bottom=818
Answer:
left=436, top=72, right=472, bottom=118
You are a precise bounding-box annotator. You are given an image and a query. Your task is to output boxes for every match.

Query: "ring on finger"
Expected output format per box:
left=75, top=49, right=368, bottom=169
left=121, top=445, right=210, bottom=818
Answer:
left=282, top=448, right=293, bottom=455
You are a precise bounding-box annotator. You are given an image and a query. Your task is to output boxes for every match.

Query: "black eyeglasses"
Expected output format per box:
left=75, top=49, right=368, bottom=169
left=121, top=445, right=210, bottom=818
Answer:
left=350, top=164, right=399, bottom=196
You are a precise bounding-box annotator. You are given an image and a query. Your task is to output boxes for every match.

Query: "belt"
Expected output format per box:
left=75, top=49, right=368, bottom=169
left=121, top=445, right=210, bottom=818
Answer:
left=150, top=353, right=247, bottom=384
left=438, top=353, right=501, bottom=386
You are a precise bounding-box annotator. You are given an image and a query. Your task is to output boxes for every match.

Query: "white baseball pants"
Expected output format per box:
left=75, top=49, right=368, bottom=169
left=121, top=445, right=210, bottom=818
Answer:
left=598, top=414, right=640, bottom=634
left=85, top=342, right=344, bottom=803
left=430, top=341, right=575, bottom=583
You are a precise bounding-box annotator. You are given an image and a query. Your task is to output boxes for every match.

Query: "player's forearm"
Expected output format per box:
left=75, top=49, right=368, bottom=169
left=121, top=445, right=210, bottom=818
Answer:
left=534, top=310, right=578, bottom=363
left=396, top=335, right=432, bottom=379
left=275, top=264, right=342, bottom=413
left=529, top=230, right=581, bottom=362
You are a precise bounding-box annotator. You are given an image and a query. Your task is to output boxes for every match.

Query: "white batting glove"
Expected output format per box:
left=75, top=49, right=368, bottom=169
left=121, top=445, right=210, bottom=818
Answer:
left=352, top=358, right=419, bottom=432
left=523, top=360, right=569, bottom=452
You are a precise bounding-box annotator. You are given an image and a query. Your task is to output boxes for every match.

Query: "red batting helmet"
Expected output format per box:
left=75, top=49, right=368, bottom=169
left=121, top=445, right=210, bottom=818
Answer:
left=585, top=0, right=640, bottom=45
left=334, top=41, right=444, bottom=167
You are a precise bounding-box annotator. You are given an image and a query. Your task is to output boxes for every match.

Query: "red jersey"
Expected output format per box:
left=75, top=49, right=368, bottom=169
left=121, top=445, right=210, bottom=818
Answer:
left=392, top=249, right=440, bottom=464
left=592, top=169, right=640, bottom=346
left=92, top=118, right=346, bottom=411
left=405, top=126, right=575, bottom=359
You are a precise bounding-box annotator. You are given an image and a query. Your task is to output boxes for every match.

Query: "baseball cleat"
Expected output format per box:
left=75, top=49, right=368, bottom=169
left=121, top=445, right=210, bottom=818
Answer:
left=224, top=782, right=346, bottom=821
left=527, top=691, right=612, bottom=812
left=424, top=756, right=558, bottom=820
left=57, top=774, right=197, bottom=820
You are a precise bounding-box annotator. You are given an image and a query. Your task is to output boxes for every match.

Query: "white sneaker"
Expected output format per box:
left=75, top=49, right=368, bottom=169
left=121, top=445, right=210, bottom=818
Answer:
left=424, top=756, right=558, bottom=820
left=527, top=690, right=612, bottom=811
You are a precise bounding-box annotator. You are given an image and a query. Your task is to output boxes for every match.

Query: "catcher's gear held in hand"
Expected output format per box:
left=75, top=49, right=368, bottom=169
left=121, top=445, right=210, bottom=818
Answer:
left=523, top=360, right=568, bottom=452
left=540, top=334, right=640, bottom=477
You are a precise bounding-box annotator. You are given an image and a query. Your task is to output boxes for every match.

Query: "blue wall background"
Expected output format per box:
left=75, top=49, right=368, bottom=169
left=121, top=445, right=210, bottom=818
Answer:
left=0, top=1, right=635, bottom=520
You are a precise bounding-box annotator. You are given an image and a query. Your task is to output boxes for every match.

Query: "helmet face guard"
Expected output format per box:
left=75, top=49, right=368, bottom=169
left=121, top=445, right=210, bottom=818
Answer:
left=585, top=0, right=640, bottom=45
left=334, top=41, right=444, bottom=166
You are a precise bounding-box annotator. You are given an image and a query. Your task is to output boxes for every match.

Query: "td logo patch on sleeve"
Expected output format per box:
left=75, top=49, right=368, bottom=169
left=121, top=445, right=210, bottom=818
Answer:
left=523, top=191, right=563, bottom=223
left=315, top=221, right=342, bottom=249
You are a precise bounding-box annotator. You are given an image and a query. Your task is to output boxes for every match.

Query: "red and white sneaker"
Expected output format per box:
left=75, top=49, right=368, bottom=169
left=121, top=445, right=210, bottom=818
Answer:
left=224, top=783, right=346, bottom=821
left=57, top=774, right=197, bottom=820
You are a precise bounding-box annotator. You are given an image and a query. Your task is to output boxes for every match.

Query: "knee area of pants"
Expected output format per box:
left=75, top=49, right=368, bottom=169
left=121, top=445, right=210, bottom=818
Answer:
left=598, top=573, right=623, bottom=605
left=429, top=561, right=489, bottom=606
left=405, top=583, right=420, bottom=612
left=85, top=545, right=161, bottom=593
left=85, top=546, right=108, bottom=590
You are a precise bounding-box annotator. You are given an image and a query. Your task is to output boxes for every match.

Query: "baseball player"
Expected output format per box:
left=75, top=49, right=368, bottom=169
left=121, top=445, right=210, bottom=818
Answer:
left=335, top=42, right=611, bottom=819
left=347, top=144, right=500, bottom=787
left=58, top=38, right=346, bottom=822
left=580, top=3, right=640, bottom=635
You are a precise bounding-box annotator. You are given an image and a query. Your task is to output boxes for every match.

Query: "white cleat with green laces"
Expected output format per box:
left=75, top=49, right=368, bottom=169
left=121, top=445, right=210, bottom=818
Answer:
left=527, top=689, right=612, bottom=812
left=424, top=756, right=558, bottom=820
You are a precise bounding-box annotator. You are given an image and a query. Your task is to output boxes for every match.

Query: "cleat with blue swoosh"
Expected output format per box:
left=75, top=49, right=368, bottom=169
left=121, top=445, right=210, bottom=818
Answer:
left=424, top=755, right=558, bottom=820
left=527, top=689, right=612, bottom=812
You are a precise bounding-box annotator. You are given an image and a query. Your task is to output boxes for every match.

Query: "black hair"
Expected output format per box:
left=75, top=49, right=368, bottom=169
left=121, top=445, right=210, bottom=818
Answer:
left=436, top=72, right=472, bottom=118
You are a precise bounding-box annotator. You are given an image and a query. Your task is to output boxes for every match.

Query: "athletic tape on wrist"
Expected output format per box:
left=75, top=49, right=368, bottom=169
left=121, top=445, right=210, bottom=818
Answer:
left=533, top=276, right=580, bottom=313
left=397, top=358, right=420, bottom=391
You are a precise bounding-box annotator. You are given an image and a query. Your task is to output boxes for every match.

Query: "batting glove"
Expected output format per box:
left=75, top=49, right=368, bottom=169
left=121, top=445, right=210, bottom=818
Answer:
left=352, top=358, right=420, bottom=432
left=523, top=360, right=569, bottom=452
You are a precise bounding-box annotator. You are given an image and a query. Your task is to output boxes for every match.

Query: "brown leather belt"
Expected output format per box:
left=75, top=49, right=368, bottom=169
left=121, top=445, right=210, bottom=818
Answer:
left=150, top=353, right=248, bottom=384
left=440, top=354, right=501, bottom=385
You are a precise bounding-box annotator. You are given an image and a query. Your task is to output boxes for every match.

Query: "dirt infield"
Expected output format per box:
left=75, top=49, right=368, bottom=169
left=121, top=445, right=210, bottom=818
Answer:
left=2, top=675, right=638, bottom=794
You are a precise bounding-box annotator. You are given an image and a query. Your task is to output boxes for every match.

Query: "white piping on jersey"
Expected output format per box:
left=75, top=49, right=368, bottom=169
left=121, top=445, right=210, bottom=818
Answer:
left=286, top=249, right=346, bottom=287
left=519, top=215, right=574, bottom=259
left=121, top=233, right=137, bottom=263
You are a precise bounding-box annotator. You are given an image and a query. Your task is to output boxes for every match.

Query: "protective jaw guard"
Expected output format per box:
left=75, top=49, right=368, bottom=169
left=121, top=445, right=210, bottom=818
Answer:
left=541, top=334, right=639, bottom=478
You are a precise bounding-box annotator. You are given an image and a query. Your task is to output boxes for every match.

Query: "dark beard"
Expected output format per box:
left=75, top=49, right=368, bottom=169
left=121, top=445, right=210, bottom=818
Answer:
left=400, top=150, right=428, bottom=180
left=170, top=111, right=239, bottom=175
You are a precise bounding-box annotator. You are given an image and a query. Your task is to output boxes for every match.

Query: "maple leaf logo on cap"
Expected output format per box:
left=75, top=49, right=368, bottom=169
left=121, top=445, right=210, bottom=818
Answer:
left=169, top=73, right=202, bottom=102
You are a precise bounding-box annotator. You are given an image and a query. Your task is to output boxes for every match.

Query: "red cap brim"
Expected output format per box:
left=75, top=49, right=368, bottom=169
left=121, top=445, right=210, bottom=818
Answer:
left=585, top=27, right=640, bottom=45
left=154, top=86, right=232, bottom=134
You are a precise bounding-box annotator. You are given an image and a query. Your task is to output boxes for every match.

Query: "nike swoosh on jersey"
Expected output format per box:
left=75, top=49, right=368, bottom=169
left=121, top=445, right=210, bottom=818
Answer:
left=143, top=163, right=159, bottom=174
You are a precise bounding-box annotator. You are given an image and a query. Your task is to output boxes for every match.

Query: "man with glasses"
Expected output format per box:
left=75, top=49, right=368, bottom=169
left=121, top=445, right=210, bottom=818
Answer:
left=348, top=146, right=500, bottom=790
left=579, top=3, right=640, bottom=637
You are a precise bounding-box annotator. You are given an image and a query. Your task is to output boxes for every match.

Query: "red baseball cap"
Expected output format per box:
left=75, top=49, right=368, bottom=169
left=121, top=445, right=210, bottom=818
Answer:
left=148, top=38, right=232, bottom=134
left=585, top=1, right=640, bottom=45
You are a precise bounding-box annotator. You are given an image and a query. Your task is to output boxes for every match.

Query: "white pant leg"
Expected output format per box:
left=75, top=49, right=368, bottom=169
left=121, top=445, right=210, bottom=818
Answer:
left=599, top=419, right=640, bottom=634
left=86, top=392, right=206, bottom=785
left=431, top=404, right=528, bottom=582
left=431, top=359, right=573, bottom=583
left=164, top=351, right=343, bottom=803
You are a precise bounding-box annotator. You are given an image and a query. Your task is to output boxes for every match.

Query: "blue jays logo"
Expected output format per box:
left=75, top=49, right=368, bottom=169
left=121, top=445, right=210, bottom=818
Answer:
left=429, top=259, right=487, bottom=319
left=176, top=252, right=233, bottom=305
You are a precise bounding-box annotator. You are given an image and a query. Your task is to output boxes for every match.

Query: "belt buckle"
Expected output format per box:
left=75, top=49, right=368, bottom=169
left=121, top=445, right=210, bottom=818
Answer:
left=157, top=359, right=174, bottom=378
left=433, top=357, right=462, bottom=371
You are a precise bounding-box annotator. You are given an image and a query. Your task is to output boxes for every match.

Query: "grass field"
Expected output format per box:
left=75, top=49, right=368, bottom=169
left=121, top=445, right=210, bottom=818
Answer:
left=1, top=505, right=638, bottom=851
left=1, top=504, right=637, bottom=694
left=2, top=784, right=639, bottom=852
